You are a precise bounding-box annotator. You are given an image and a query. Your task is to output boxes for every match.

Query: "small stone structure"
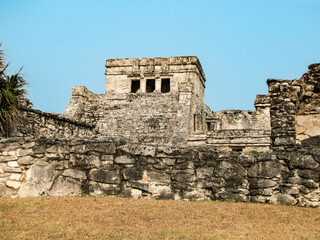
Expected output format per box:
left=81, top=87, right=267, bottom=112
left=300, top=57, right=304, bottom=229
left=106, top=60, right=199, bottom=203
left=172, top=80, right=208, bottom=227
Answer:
left=64, top=57, right=207, bottom=145
left=0, top=57, right=319, bottom=207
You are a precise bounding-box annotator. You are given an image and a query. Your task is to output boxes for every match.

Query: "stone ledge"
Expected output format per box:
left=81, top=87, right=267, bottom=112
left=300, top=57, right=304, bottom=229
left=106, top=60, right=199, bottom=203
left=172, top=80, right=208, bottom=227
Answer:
left=18, top=106, right=95, bottom=128
left=105, top=56, right=205, bottom=83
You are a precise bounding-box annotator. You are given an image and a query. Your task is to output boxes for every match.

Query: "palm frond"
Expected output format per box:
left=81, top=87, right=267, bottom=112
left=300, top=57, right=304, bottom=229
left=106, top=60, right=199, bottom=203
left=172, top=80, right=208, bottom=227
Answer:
left=0, top=44, right=4, bottom=70
left=0, top=45, right=27, bottom=136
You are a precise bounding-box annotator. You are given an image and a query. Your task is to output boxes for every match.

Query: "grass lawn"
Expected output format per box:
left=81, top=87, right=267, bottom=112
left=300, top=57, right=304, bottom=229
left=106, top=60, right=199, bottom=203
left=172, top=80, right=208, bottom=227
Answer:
left=0, top=196, right=319, bottom=239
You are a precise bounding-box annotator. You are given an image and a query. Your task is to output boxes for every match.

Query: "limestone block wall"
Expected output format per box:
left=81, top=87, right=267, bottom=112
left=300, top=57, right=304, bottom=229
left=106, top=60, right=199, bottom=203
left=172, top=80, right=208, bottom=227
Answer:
left=8, top=107, right=95, bottom=139
left=99, top=93, right=181, bottom=144
left=267, top=79, right=300, bottom=151
left=67, top=92, right=181, bottom=144
left=0, top=137, right=319, bottom=207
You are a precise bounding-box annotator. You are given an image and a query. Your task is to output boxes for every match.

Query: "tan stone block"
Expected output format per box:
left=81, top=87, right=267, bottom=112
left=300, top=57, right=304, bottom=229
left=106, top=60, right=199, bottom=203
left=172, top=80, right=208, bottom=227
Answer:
left=296, top=125, right=307, bottom=134
left=17, top=149, right=32, bottom=157
left=7, top=161, right=19, bottom=168
left=115, top=155, right=135, bottom=164
left=130, top=188, right=142, bottom=199
left=9, top=173, right=22, bottom=181
left=49, top=176, right=82, bottom=196
left=17, top=156, right=33, bottom=165
left=6, top=180, right=21, bottom=189
left=22, top=142, right=35, bottom=149
left=4, top=167, right=22, bottom=173
left=0, top=177, right=7, bottom=183
left=296, top=134, right=309, bottom=142
left=62, top=169, right=86, bottom=180
left=1, top=151, right=8, bottom=156
left=0, top=155, right=17, bottom=162
left=297, top=114, right=320, bottom=137
left=138, top=171, right=149, bottom=184
left=101, top=154, right=114, bottom=163
left=7, top=150, right=17, bottom=156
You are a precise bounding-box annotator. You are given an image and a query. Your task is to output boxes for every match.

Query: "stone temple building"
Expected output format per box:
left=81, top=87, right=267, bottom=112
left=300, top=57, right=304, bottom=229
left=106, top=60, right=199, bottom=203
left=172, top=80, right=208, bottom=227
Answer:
left=63, top=56, right=271, bottom=152
left=1, top=56, right=319, bottom=207
left=13, top=56, right=320, bottom=152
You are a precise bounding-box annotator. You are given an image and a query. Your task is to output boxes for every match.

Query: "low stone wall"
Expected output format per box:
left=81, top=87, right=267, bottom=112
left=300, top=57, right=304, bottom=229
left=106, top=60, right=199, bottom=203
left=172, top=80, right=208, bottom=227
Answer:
left=0, top=137, right=319, bottom=207
left=11, top=107, right=95, bottom=139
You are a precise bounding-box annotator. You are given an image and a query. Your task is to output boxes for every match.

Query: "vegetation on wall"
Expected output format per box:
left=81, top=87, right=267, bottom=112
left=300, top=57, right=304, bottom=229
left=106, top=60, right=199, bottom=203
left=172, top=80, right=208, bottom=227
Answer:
left=0, top=44, right=27, bottom=136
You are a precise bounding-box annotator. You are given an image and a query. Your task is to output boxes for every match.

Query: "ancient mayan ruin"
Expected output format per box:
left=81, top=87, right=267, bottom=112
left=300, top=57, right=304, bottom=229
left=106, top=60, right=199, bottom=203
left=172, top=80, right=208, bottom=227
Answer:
left=63, top=56, right=271, bottom=151
left=0, top=56, right=319, bottom=207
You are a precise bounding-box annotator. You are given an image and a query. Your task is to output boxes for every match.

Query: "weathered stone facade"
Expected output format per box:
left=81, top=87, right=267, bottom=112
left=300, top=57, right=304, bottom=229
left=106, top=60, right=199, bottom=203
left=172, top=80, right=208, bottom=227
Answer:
left=0, top=57, right=319, bottom=207
left=64, top=57, right=207, bottom=145
left=63, top=56, right=271, bottom=150
left=267, top=63, right=320, bottom=149
left=0, top=137, right=319, bottom=207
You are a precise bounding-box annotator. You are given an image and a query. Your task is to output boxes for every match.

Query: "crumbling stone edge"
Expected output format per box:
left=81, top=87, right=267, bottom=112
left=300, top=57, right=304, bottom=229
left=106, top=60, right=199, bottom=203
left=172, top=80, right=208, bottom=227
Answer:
left=19, top=107, right=95, bottom=128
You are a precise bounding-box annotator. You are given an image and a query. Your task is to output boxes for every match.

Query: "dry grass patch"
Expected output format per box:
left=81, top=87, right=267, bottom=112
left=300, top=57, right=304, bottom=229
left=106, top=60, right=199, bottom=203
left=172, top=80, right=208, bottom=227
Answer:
left=0, top=196, right=319, bottom=239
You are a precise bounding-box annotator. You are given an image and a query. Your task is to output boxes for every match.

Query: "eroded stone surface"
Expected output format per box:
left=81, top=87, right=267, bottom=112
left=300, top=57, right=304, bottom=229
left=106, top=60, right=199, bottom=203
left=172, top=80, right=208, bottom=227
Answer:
left=62, top=169, right=86, bottom=180
left=89, top=167, right=120, bottom=184
left=49, top=176, right=82, bottom=196
left=18, top=161, right=56, bottom=197
left=248, top=161, right=284, bottom=178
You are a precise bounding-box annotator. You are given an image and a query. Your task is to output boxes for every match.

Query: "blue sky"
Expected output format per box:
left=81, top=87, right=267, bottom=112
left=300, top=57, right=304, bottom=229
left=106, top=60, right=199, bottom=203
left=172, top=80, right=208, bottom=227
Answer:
left=1, top=0, right=320, bottom=113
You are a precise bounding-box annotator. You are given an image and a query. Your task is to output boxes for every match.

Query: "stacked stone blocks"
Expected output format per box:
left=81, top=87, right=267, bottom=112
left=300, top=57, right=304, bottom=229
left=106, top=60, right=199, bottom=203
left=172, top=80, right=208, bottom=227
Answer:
left=0, top=138, right=319, bottom=207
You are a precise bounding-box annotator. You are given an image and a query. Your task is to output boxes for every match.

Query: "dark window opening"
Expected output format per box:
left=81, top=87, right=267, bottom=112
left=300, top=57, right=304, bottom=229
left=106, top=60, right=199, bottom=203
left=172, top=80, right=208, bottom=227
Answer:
left=207, top=122, right=215, bottom=131
left=146, top=79, right=155, bottom=93
left=313, top=86, right=320, bottom=93
left=131, top=80, right=140, bottom=93
left=232, top=146, right=244, bottom=152
left=161, top=78, right=170, bottom=93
